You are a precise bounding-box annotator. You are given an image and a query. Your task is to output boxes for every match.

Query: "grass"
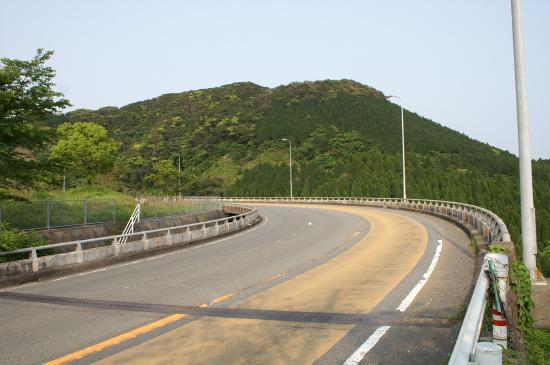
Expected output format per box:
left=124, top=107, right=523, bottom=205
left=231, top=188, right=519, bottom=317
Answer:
left=1, top=185, right=222, bottom=231
left=448, top=303, right=467, bottom=325
left=202, top=157, right=240, bottom=187
left=244, top=148, right=287, bottom=169
left=469, top=238, right=478, bottom=255
left=0, top=186, right=135, bottom=230
left=21, top=185, right=135, bottom=202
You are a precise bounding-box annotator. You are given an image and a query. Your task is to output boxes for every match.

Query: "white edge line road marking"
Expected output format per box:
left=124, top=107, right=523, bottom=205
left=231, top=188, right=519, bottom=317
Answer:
left=4, top=216, right=269, bottom=287
left=396, top=239, right=443, bottom=312
left=342, top=326, right=391, bottom=365
left=342, top=239, right=443, bottom=364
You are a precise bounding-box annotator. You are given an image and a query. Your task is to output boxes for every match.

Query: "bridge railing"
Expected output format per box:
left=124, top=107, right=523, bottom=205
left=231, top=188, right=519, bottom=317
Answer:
left=196, top=196, right=510, bottom=244
left=194, top=196, right=511, bottom=364
left=0, top=203, right=259, bottom=279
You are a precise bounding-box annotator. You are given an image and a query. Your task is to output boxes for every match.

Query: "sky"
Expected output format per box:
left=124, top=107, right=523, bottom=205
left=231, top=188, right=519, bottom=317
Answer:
left=1, top=0, right=549, bottom=158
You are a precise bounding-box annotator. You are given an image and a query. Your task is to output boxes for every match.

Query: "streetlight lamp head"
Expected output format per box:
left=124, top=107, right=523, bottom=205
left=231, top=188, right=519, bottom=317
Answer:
left=282, top=138, right=288, bottom=141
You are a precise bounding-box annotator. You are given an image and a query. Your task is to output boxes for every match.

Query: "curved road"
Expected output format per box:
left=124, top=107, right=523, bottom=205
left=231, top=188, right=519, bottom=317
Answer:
left=0, top=204, right=475, bottom=365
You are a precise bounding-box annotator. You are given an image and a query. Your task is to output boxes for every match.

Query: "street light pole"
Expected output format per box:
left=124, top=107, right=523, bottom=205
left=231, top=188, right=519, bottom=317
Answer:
left=386, top=95, right=407, bottom=201
left=177, top=154, right=183, bottom=197
left=511, top=0, right=538, bottom=280
left=282, top=138, right=293, bottom=200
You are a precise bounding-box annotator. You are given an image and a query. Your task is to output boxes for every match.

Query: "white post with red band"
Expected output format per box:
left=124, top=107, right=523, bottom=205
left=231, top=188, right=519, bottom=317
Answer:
left=485, top=253, right=509, bottom=349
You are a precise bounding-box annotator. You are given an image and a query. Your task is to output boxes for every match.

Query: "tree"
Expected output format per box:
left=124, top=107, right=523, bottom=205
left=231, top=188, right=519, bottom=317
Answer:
left=0, top=49, right=70, bottom=186
left=49, top=122, right=118, bottom=182
left=145, top=159, right=181, bottom=194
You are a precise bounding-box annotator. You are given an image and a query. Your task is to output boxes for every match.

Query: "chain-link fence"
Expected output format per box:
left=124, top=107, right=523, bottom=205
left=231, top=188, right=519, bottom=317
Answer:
left=137, top=197, right=222, bottom=220
left=0, top=197, right=223, bottom=231
left=0, top=200, right=118, bottom=230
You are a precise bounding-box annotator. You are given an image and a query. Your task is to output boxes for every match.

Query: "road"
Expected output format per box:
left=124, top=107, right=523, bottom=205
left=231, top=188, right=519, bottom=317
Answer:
left=0, top=204, right=475, bottom=364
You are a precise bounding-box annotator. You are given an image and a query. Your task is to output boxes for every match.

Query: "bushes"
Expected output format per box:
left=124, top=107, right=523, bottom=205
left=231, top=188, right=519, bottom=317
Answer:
left=538, top=241, right=550, bottom=277
left=508, top=260, right=549, bottom=365
left=0, top=224, right=46, bottom=262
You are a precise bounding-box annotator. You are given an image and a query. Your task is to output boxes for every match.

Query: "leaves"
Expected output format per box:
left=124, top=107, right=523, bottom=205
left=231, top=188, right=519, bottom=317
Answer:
left=0, top=49, right=70, bottom=186
left=49, top=122, right=117, bottom=181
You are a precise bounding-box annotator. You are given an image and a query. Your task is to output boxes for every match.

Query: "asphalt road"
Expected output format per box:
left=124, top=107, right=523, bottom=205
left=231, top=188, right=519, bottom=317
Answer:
left=0, top=204, right=474, bottom=365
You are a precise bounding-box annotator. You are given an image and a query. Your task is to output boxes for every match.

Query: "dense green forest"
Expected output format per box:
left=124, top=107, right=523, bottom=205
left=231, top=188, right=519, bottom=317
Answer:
left=48, top=79, right=549, bottom=273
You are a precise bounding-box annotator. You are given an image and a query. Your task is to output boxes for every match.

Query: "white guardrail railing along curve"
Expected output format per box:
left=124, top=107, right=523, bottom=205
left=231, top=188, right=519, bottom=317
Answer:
left=0, top=203, right=259, bottom=278
left=200, top=196, right=512, bottom=365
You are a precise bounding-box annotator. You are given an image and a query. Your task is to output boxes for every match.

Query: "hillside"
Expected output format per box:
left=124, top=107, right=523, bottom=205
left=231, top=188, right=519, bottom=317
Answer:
left=54, top=79, right=549, bottom=269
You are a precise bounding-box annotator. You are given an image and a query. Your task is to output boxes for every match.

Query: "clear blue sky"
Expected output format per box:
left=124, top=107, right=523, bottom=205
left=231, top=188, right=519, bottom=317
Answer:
left=1, top=0, right=549, bottom=158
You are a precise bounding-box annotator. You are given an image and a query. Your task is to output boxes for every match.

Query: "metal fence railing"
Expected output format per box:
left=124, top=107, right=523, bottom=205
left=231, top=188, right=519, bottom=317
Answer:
left=0, top=199, right=119, bottom=231
left=0, top=203, right=258, bottom=277
left=0, top=197, right=223, bottom=231
left=138, top=197, right=222, bottom=220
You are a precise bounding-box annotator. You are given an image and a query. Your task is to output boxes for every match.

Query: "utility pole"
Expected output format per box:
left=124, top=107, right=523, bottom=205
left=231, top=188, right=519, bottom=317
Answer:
left=178, top=154, right=181, bottom=197
left=386, top=95, right=407, bottom=201
left=282, top=138, right=293, bottom=200
left=511, top=0, right=538, bottom=280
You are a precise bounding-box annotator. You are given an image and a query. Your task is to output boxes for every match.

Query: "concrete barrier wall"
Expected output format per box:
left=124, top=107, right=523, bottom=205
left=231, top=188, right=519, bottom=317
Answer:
left=0, top=204, right=260, bottom=280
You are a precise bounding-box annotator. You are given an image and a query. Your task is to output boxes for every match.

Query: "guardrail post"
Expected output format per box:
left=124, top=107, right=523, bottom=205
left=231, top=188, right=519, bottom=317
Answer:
left=30, top=248, right=39, bottom=272
left=46, top=201, right=51, bottom=229
left=202, top=223, right=207, bottom=238
left=113, top=201, right=117, bottom=224
left=167, top=229, right=173, bottom=245
left=75, top=242, right=84, bottom=263
left=142, top=233, right=148, bottom=250
left=486, top=253, right=509, bottom=348
left=113, top=236, right=120, bottom=256
left=84, top=200, right=88, bottom=225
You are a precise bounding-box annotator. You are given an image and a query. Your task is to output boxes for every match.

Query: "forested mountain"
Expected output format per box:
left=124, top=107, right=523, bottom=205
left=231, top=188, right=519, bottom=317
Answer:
left=54, top=79, right=549, bottom=269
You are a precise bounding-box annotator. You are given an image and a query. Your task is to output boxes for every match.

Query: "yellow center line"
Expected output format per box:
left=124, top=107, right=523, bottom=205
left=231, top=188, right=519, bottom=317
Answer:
left=43, top=314, right=188, bottom=365
left=45, top=292, right=238, bottom=364
left=210, top=292, right=235, bottom=304
left=200, top=292, right=236, bottom=307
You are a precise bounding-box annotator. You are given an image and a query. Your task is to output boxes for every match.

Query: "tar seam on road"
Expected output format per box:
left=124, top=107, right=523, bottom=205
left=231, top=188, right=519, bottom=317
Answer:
left=341, top=238, right=444, bottom=365
left=342, top=326, right=391, bottom=365
left=42, top=289, right=239, bottom=365
left=7, top=216, right=270, bottom=364
left=1, top=215, right=269, bottom=289
left=0, top=292, right=450, bottom=328
left=43, top=314, right=188, bottom=365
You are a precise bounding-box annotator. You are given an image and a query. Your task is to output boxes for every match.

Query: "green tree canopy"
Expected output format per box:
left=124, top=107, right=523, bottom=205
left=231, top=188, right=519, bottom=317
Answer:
left=145, top=159, right=181, bottom=194
left=0, top=49, right=70, bottom=186
left=49, top=122, right=117, bottom=182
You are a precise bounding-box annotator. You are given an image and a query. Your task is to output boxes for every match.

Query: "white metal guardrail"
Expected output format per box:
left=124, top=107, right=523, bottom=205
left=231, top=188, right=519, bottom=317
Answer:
left=204, top=197, right=511, bottom=243
left=0, top=204, right=259, bottom=278
left=196, top=196, right=511, bottom=364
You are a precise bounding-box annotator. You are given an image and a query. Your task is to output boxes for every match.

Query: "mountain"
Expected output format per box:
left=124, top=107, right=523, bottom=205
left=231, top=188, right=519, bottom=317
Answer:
left=55, top=79, right=549, bottom=270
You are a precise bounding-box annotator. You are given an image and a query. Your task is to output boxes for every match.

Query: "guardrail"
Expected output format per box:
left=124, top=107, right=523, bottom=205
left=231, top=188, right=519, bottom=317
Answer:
left=205, top=197, right=511, bottom=243
left=197, top=196, right=511, bottom=364
left=0, top=203, right=259, bottom=279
